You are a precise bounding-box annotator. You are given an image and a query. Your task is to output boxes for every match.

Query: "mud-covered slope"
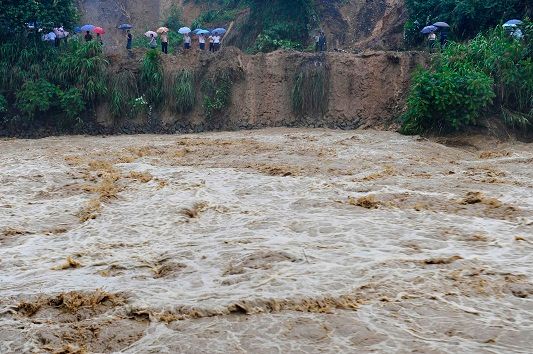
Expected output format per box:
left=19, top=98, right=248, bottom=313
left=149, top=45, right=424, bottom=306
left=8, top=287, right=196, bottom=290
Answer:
left=316, top=0, right=407, bottom=50
left=96, top=48, right=426, bottom=131
left=78, top=0, right=407, bottom=51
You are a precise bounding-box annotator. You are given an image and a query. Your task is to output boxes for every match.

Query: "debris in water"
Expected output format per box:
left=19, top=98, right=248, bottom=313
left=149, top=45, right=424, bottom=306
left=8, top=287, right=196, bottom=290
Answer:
left=53, top=256, right=82, bottom=270
left=348, top=195, right=381, bottom=209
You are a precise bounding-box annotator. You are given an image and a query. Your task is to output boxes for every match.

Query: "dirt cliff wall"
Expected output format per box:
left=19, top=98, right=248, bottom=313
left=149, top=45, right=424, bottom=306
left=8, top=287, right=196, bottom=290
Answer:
left=102, top=48, right=426, bottom=132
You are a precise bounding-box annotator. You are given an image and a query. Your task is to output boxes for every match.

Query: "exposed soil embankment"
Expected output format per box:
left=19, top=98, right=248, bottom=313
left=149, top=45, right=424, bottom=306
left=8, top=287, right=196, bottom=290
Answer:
left=99, top=48, right=426, bottom=133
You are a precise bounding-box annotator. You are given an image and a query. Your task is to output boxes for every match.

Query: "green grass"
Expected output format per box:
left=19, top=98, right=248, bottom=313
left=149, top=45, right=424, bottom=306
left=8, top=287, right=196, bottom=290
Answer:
left=291, top=64, right=329, bottom=116
left=165, top=69, right=196, bottom=113
left=140, top=50, right=164, bottom=105
left=110, top=70, right=139, bottom=118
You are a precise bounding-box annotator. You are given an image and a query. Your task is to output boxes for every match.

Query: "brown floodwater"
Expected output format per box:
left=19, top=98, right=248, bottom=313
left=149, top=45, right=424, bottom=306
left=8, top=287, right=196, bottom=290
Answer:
left=0, top=128, right=532, bottom=353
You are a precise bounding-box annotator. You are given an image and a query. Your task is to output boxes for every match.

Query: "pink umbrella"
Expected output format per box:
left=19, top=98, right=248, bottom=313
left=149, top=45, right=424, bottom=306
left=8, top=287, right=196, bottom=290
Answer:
left=93, top=27, right=105, bottom=35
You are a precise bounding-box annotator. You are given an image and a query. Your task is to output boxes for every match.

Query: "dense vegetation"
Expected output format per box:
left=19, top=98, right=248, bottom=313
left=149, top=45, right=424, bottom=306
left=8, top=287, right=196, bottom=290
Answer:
left=401, top=24, right=533, bottom=134
left=404, top=0, right=531, bottom=44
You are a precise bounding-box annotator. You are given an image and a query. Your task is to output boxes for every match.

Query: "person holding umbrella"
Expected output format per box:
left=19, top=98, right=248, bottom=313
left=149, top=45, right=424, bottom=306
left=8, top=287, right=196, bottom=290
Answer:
left=433, top=22, right=450, bottom=48
left=199, top=33, right=206, bottom=50
left=150, top=33, right=157, bottom=49
left=157, top=27, right=169, bottom=54
left=421, top=25, right=438, bottom=52
left=85, top=31, right=93, bottom=42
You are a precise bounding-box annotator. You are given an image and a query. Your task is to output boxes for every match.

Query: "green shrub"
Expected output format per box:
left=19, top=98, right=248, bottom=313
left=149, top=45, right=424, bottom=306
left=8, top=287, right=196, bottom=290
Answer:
left=202, top=72, right=233, bottom=120
left=110, top=70, right=139, bottom=118
left=0, top=94, right=7, bottom=113
left=140, top=50, right=164, bottom=105
left=16, top=79, right=61, bottom=119
left=165, top=69, right=196, bottom=113
left=401, top=26, right=532, bottom=134
left=60, top=88, right=85, bottom=121
left=292, top=64, right=330, bottom=116
left=401, top=65, right=495, bottom=134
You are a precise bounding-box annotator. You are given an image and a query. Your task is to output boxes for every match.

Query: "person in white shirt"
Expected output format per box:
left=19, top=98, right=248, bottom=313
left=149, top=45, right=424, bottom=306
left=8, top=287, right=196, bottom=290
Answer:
left=199, top=35, right=206, bottom=50
left=184, top=34, right=191, bottom=49
left=208, top=35, right=214, bottom=52
left=213, top=35, right=221, bottom=51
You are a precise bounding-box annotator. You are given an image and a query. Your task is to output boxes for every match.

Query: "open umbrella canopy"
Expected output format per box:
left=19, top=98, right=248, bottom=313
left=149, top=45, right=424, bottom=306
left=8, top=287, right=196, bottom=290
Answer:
left=192, top=28, right=203, bottom=34
left=197, top=29, right=210, bottom=35
left=80, top=24, right=95, bottom=32
left=504, top=19, right=523, bottom=26
left=74, top=26, right=82, bottom=33
left=179, top=27, right=191, bottom=34
left=421, top=25, right=438, bottom=34
left=145, top=31, right=158, bottom=38
left=42, top=32, right=56, bottom=41
left=118, top=24, right=133, bottom=30
left=157, top=27, right=169, bottom=33
left=93, top=27, right=105, bottom=34
left=212, top=28, right=226, bottom=35
left=432, top=22, right=450, bottom=28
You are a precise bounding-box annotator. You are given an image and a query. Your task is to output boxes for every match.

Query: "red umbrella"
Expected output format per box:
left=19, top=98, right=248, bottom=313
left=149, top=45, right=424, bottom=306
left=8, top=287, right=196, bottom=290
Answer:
left=93, top=27, right=105, bottom=35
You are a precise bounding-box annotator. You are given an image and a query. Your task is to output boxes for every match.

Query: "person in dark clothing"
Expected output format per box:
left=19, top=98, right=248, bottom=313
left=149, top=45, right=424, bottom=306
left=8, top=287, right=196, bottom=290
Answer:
left=440, top=31, right=448, bottom=47
left=160, top=32, right=168, bottom=54
left=84, top=31, right=93, bottom=42
left=318, top=31, right=327, bottom=52
left=126, top=30, right=133, bottom=57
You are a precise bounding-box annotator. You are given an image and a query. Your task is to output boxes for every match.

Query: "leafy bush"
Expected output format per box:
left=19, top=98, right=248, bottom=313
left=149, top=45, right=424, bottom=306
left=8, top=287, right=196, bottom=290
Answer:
left=0, top=94, right=7, bottom=113
left=292, top=64, right=330, bottom=116
left=202, top=72, right=233, bottom=120
left=16, top=79, right=61, bottom=119
left=110, top=70, right=139, bottom=118
left=165, top=69, right=196, bottom=113
left=401, top=65, right=495, bottom=134
left=60, top=88, right=85, bottom=121
left=140, top=50, right=164, bottom=105
left=401, top=26, right=532, bottom=134
left=404, top=0, right=530, bottom=43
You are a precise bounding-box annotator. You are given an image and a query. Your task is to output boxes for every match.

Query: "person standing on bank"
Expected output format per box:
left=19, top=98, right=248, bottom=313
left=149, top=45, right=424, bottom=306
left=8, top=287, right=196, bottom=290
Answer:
left=208, top=35, right=214, bottom=52
left=199, top=34, right=206, bottom=50
left=213, top=34, right=221, bottom=51
left=318, top=31, right=327, bottom=52
left=149, top=33, right=157, bottom=49
left=314, top=32, right=320, bottom=52
left=184, top=33, right=191, bottom=49
left=84, top=30, right=93, bottom=42
left=161, top=31, right=168, bottom=54
left=126, top=30, right=133, bottom=57
left=428, top=31, right=436, bottom=52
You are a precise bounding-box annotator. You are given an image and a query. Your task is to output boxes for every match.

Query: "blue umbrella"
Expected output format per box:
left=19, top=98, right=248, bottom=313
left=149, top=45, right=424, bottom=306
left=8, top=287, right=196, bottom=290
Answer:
left=197, top=29, right=210, bottom=35
left=118, top=24, right=133, bottom=30
left=80, top=24, right=95, bottom=32
left=74, top=26, right=82, bottom=33
left=433, top=22, right=450, bottom=28
left=212, top=28, right=226, bottom=35
left=192, top=28, right=203, bottom=34
left=420, top=25, right=438, bottom=34
left=504, top=19, right=522, bottom=26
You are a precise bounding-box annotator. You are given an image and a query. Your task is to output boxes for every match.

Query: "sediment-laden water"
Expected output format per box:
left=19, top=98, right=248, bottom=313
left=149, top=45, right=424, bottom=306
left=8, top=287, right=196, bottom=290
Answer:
left=1, top=129, right=532, bottom=353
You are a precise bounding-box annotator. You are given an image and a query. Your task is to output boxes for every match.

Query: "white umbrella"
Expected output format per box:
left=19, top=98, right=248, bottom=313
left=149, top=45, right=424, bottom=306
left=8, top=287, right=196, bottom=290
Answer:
left=178, top=27, right=191, bottom=34
left=145, top=31, right=158, bottom=38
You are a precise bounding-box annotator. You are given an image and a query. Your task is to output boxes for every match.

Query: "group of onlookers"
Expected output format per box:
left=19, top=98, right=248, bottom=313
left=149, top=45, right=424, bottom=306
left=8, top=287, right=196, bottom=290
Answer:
left=130, top=31, right=223, bottom=54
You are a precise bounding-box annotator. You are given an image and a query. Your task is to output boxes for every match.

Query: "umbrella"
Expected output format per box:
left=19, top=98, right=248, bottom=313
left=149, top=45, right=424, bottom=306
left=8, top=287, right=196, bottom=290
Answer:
left=74, top=26, right=82, bottom=33
left=192, top=28, right=203, bottom=34
left=93, top=27, right=105, bottom=34
left=80, top=24, right=95, bottom=32
left=212, top=28, right=226, bottom=35
left=54, top=27, right=69, bottom=39
left=157, top=27, right=169, bottom=34
left=178, top=27, right=191, bottom=34
left=118, top=24, right=133, bottom=30
left=197, top=30, right=210, bottom=35
left=504, top=19, right=522, bottom=26
left=432, top=22, right=450, bottom=28
left=42, top=32, right=56, bottom=41
left=145, top=31, right=158, bottom=38
left=420, top=25, right=438, bottom=34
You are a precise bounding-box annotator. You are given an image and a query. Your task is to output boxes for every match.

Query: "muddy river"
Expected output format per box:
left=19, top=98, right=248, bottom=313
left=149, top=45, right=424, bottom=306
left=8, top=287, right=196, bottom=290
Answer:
left=1, top=129, right=532, bottom=353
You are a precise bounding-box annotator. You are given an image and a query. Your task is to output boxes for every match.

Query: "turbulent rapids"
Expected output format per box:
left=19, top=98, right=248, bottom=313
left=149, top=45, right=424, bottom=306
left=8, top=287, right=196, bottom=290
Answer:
left=1, top=129, right=532, bottom=353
